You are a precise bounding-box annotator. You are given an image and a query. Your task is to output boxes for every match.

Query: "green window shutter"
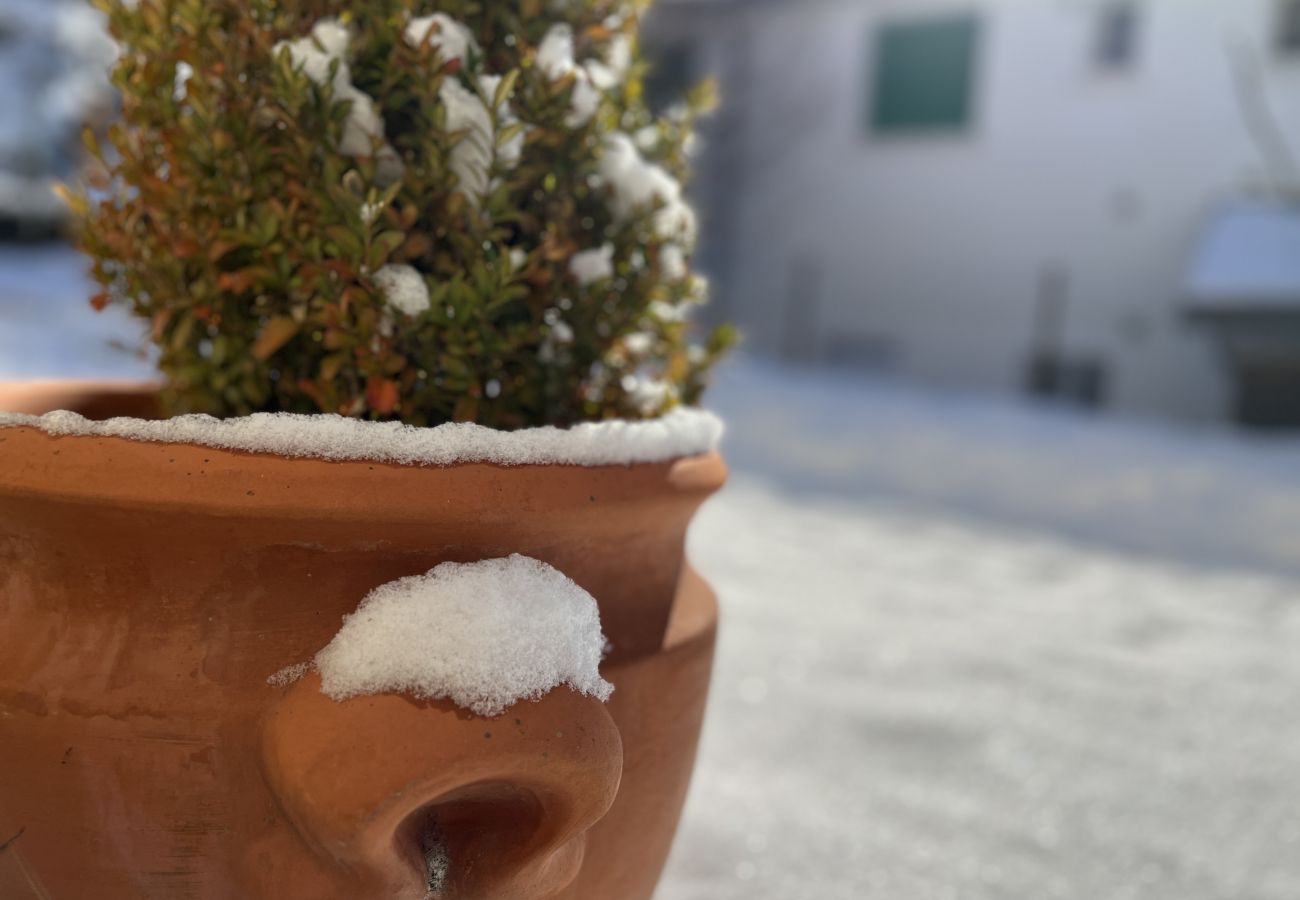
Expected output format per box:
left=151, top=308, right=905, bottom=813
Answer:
left=871, top=15, right=980, bottom=133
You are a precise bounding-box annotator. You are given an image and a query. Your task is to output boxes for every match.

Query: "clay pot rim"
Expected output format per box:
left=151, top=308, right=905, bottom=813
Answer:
left=0, top=379, right=723, bottom=470
left=0, top=381, right=727, bottom=522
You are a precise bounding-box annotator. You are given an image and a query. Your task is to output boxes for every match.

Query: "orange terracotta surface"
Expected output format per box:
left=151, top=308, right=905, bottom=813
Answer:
left=0, top=382, right=724, bottom=899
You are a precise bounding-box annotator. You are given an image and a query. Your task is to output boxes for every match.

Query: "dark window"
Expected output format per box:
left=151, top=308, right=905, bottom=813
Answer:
left=870, top=15, right=980, bottom=133
left=1095, top=3, right=1140, bottom=69
left=1279, top=0, right=1300, bottom=54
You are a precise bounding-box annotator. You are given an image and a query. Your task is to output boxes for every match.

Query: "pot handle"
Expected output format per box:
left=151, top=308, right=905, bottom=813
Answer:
left=261, top=671, right=622, bottom=900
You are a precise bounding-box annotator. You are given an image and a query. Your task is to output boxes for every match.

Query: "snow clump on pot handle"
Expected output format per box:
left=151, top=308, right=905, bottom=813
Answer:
left=276, top=555, right=614, bottom=718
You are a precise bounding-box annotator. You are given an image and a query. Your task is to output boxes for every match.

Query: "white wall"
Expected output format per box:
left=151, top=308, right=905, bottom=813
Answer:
left=692, top=0, right=1300, bottom=421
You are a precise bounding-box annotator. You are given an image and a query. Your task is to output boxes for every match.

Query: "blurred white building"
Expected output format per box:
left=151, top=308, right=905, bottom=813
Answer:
left=646, top=0, right=1300, bottom=425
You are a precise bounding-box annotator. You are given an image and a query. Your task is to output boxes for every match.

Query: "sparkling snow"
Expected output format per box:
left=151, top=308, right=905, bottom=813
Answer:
left=404, top=12, right=478, bottom=67
left=0, top=406, right=722, bottom=467
left=535, top=22, right=602, bottom=126
left=438, top=78, right=495, bottom=203
left=298, top=555, right=613, bottom=717
left=656, top=359, right=1300, bottom=900
left=275, top=20, right=396, bottom=166
left=599, top=132, right=697, bottom=243
left=659, top=243, right=687, bottom=281
left=536, top=23, right=578, bottom=81
left=569, top=243, right=615, bottom=285
left=373, top=263, right=431, bottom=315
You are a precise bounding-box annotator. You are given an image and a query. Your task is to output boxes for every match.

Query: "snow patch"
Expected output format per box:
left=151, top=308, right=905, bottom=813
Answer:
left=536, top=23, right=578, bottom=80
left=535, top=23, right=602, bottom=127
left=285, top=555, right=614, bottom=718
left=439, top=78, right=494, bottom=203
left=570, top=243, right=615, bottom=285
left=649, top=299, right=690, bottom=323
left=275, top=19, right=400, bottom=172
left=267, top=661, right=310, bottom=687
left=0, top=407, right=722, bottom=467
left=404, top=12, right=478, bottom=67
left=598, top=132, right=697, bottom=242
left=373, top=264, right=430, bottom=316
left=659, top=243, right=687, bottom=281
left=622, top=331, right=654, bottom=356
left=478, top=74, right=525, bottom=168
left=622, top=374, right=675, bottom=415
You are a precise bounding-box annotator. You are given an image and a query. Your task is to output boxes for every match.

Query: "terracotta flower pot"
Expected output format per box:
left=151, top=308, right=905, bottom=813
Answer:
left=0, top=381, right=725, bottom=900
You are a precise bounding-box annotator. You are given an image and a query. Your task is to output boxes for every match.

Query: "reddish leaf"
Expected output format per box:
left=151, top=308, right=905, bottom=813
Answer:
left=208, top=239, right=241, bottom=262
left=251, top=316, right=299, bottom=360
left=366, top=377, right=400, bottom=416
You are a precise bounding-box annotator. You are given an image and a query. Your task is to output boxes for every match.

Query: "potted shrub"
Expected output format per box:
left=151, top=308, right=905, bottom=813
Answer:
left=0, top=1, right=734, bottom=897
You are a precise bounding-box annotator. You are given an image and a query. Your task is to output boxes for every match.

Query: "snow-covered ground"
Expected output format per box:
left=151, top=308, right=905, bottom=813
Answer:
left=0, top=244, right=152, bottom=379
left=659, top=364, right=1300, bottom=900
left=1, top=246, right=1298, bottom=899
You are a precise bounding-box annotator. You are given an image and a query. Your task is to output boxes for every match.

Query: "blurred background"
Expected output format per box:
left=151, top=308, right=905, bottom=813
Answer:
left=3, top=1, right=1300, bottom=898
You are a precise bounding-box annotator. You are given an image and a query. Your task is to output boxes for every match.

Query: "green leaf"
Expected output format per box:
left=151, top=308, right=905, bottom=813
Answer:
left=368, top=231, right=407, bottom=270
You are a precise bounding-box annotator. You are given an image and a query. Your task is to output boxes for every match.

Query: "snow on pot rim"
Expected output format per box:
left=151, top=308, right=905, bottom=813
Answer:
left=0, top=384, right=728, bottom=570
left=0, top=405, right=723, bottom=467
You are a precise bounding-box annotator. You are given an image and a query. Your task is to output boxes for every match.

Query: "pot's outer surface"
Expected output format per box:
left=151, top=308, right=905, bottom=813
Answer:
left=0, top=382, right=725, bottom=900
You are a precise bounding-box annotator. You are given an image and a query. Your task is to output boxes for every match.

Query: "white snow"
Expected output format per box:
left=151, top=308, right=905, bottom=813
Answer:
left=649, top=299, right=690, bottom=323
left=402, top=15, right=525, bottom=186
left=635, top=125, right=660, bottom=151
left=622, top=331, right=654, bottom=357
left=598, top=132, right=697, bottom=242
left=585, top=59, right=618, bottom=92
left=478, top=74, right=525, bottom=168
left=173, top=60, right=193, bottom=101
left=664, top=473, right=1300, bottom=900
left=567, top=78, right=601, bottom=128
left=277, top=19, right=348, bottom=85
left=299, top=555, right=613, bottom=717
left=655, top=356, right=1300, bottom=900
left=0, top=406, right=722, bottom=467
left=275, top=19, right=397, bottom=167
left=404, top=13, right=478, bottom=67
left=372, top=263, right=430, bottom=316
left=621, top=373, right=674, bottom=415
left=536, top=23, right=577, bottom=80
left=569, top=243, right=614, bottom=285
left=659, top=243, right=687, bottom=281
left=535, top=23, right=602, bottom=127
left=266, top=661, right=309, bottom=687
left=439, top=78, right=494, bottom=202
left=589, top=35, right=631, bottom=90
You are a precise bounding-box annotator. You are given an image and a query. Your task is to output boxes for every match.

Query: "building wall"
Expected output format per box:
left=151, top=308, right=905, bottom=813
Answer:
left=649, top=0, right=1300, bottom=422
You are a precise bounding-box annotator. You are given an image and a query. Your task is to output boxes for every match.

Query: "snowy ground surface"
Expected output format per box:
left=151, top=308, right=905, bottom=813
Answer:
left=2, top=246, right=1298, bottom=899
left=659, top=364, right=1300, bottom=900
left=0, top=244, right=153, bottom=380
